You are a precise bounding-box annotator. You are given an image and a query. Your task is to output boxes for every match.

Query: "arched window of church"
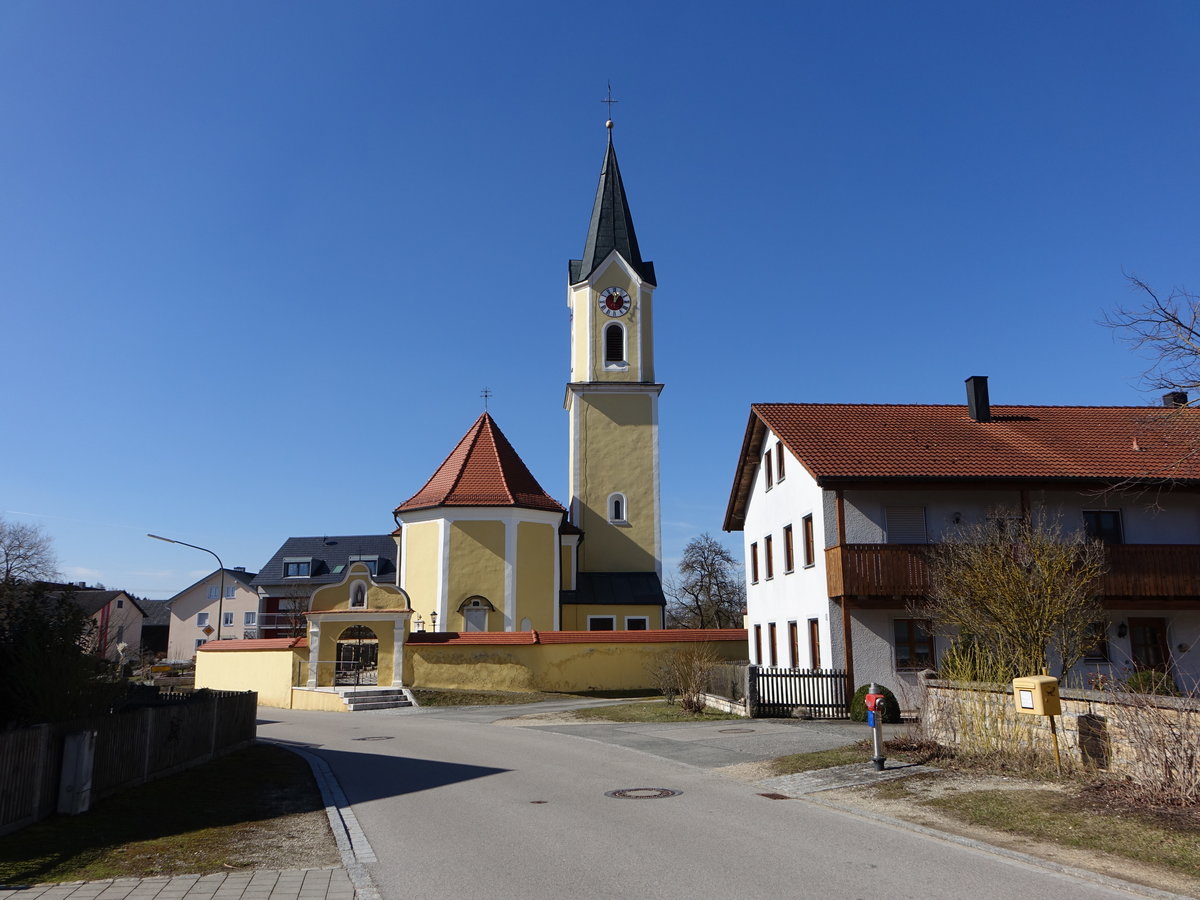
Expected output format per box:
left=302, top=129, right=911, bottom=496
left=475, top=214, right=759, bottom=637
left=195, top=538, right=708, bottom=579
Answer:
left=604, top=323, right=625, bottom=364
left=608, top=492, right=628, bottom=524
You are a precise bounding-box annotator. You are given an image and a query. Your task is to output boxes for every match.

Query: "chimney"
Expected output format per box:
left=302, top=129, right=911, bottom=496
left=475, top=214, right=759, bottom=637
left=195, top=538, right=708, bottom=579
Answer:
left=965, top=376, right=991, bottom=422
left=1162, top=391, right=1189, bottom=408
left=234, top=566, right=246, bottom=572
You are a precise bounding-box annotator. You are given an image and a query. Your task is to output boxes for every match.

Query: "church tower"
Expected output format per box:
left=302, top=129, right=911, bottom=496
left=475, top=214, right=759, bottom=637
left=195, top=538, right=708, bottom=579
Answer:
left=565, top=121, right=664, bottom=616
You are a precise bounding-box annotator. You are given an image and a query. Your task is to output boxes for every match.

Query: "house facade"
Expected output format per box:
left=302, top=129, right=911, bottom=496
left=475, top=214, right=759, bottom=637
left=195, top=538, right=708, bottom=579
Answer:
left=51, top=587, right=146, bottom=661
left=725, top=377, right=1200, bottom=709
left=165, top=568, right=259, bottom=660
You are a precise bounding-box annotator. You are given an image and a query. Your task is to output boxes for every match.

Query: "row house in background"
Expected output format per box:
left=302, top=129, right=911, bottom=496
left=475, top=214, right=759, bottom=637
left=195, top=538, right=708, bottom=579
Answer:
left=724, top=377, right=1200, bottom=710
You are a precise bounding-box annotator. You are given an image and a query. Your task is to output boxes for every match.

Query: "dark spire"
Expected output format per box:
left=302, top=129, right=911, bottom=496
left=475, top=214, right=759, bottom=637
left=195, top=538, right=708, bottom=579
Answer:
left=569, top=128, right=655, bottom=285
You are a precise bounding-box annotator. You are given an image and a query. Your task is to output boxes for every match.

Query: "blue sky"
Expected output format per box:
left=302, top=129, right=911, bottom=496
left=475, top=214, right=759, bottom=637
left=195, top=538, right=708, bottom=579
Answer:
left=2, top=2, right=1197, bottom=599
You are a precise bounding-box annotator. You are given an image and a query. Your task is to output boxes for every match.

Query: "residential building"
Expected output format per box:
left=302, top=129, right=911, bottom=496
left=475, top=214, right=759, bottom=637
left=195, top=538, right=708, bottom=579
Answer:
left=724, top=377, right=1200, bottom=709
left=50, top=586, right=146, bottom=661
left=165, top=568, right=258, bottom=660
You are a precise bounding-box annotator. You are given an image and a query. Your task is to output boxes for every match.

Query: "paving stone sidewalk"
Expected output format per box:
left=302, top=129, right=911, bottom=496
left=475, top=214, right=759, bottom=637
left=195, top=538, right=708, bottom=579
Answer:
left=1, top=868, right=356, bottom=900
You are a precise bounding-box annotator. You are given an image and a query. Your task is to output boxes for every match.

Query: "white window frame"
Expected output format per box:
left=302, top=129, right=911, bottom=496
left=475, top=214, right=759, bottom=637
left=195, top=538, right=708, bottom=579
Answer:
left=207, top=586, right=219, bottom=600
left=222, top=611, right=234, bottom=628
left=225, top=584, right=236, bottom=599
left=283, top=557, right=312, bottom=578
left=349, top=555, right=380, bottom=576
left=624, top=616, right=649, bottom=631
left=197, top=612, right=210, bottom=627
left=603, top=322, right=628, bottom=369
left=244, top=611, right=257, bottom=626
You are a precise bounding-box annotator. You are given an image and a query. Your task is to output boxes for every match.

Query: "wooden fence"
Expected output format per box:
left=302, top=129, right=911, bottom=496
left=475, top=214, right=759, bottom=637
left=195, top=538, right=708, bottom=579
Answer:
left=704, top=665, right=849, bottom=718
left=0, top=690, right=257, bottom=836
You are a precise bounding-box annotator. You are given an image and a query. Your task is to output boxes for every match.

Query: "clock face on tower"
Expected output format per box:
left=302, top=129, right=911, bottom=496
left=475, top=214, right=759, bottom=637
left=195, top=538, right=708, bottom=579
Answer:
left=598, top=286, right=631, bottom=317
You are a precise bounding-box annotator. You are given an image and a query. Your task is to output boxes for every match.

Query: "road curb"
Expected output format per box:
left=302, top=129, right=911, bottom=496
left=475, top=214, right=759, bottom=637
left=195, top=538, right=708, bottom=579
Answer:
left=268, top=743, right=381, bottom=900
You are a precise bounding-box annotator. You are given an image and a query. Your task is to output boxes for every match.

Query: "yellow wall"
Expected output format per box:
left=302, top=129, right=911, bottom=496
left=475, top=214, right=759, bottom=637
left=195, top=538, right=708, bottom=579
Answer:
left=516, top=522, right=555, bottom=630
left=290, top=689, right=352, bottom=712
left=196, top=647, right=307, bottom=708
left=449, top=520, right=505, bottom=630
left=560, top=605, right=663, bottom=630
left=403, top=521, right=441, bottom=614
left=409, top=638, right=746, bottom=693
left=313, top=619, right=399, bottom=687
left=559, top=543, right=575, bottom=590
left=575, top=391, right=656, bottom=573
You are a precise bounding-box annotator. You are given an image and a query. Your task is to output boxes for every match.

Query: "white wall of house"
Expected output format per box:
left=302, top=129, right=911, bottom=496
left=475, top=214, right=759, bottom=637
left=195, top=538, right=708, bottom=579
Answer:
left=741, top=432, right=832, bottom=669
left=167, top=572, right=260, bottom=661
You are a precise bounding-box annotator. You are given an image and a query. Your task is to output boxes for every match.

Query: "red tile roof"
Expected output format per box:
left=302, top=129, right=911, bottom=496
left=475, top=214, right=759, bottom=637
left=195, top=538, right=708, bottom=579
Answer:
left=197, top=637, right=308, bottom=651
left=405, top=629, right=747, bottom=645
left=725, top=403, right=1200, bottom=530
left=394, top=413, right=566, bottom=515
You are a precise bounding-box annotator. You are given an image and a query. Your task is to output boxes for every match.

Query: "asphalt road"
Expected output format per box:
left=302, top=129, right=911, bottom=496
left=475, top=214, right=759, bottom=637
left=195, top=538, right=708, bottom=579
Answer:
left=257, top=703, right=1147, bottom=900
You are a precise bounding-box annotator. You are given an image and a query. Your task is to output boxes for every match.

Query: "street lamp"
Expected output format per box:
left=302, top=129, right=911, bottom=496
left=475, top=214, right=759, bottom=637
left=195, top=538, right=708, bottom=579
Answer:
left=429, top=610, right=438, bottom=632
left=148, top=533, right=226, bottom=640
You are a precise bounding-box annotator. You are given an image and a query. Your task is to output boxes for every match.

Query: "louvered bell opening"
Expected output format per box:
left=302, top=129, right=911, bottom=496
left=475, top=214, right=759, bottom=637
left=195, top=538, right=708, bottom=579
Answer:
left=605, top=323, right=624, bottom=363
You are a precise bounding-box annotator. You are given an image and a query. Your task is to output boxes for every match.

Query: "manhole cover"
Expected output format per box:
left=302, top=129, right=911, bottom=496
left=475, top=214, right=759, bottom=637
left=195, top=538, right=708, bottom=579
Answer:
left=718, top=728, right=755, bottom=733
left=759, top=792, right=791, bottom=800
left=605, top=788, right=682, bottom=800
left=351, top=736, right=394, bottom=741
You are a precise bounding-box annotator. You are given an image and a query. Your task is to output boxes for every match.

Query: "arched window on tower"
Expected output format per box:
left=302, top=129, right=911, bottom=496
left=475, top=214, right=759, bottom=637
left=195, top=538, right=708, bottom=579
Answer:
left=604, top=323, right=626, bottom=366
left=608, top=492, right=628, bottom=524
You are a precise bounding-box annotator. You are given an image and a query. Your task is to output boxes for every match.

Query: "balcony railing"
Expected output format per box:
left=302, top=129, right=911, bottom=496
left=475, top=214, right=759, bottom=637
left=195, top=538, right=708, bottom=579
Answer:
left=825, top=543, right=1200, bottom=599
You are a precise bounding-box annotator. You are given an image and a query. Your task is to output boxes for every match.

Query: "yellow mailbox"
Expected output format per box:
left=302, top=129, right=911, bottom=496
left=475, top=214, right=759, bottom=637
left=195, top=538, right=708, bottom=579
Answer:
left=1012, top=675, right=1061, bottom=716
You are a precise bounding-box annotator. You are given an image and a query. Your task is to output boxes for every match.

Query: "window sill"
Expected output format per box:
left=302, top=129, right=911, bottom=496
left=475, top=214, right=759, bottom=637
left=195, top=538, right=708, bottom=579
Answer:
left=803, top=563, right=816, bottom=570
left=783, top=567, right=794, bottom=575
left=608, top=519, right=630, bottom=527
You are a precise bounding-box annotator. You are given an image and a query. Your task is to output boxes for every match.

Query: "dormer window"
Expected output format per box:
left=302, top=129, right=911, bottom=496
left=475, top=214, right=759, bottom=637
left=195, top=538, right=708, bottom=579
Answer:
left=284, top=558, right=312, bottom=577
left=349, top=555, right=379, bottom=576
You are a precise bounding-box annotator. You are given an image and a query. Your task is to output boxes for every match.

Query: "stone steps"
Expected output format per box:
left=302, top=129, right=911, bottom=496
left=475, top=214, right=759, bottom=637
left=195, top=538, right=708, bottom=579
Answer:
left=340, top=688, right=414, bottom=712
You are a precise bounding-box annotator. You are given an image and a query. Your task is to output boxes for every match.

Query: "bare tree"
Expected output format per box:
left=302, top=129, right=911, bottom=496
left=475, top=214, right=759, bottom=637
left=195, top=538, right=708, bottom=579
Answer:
left=1104, top=277, right=1200, bottom=397
left=919, top=511, right=1107, bottom=679
left=665, top=534, right=746, bottom=629
left=0, top=516, right=58, bottom=584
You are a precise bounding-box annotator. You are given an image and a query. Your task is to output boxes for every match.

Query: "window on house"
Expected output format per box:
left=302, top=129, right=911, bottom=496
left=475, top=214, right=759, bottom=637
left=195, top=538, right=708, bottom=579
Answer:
left=885, top=506, right=928, bottom=544
left=894, top=619, right=933, bottom=669
left=788, top=621, right=799, bottom=667
left=225, top=585, right=236, bottom=599
left=608, top=493, right=627, bottom=524
left=776, top=441, right=785, bottom=481
left=284, top=559, right=311, bottom=577
left=349, top=555, right=379, bottom=575
left=802, top=514, right=815, bottom=567
left=767, top=622, right=778, bottom=666
left=764, top=449, right=774, bottom=490
left=753, top=624, right=763, bottom=664
left=222, top=612, right=234, bottom=628
left=783, top=525, right=795, bottom=573
left=244, top=611, right=257, bottom=627
left=1083, top=510, right=1124, bottom=544
left=604, top=323, right=625, bottom=364
left=116, top=597, right=124, bottom=608
left=197, top=612, right=210, bottom=627
left=1082, top=622, right=1110, bottom=661
left=588, top=616, right=616, bottom=631
left=764, top=535, right=774, bottom=579
left=625, top=616, right=649, bottom=631
left=194, top=639, right=206, bottom=651
left=207, top=586, right=219, bottom=600
left=750, top=542, right=759, bottom=583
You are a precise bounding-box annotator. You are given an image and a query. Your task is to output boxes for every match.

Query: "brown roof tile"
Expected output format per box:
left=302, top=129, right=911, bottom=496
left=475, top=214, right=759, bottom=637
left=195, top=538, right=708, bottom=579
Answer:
left=725, top=403, right=1200, bottom=530
left=394, top=413, right=565, bottom=515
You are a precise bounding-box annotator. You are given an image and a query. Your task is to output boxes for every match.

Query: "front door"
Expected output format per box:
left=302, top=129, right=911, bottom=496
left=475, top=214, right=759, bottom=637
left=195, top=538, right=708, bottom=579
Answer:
left=1128, top=617, right=1170, bottom=670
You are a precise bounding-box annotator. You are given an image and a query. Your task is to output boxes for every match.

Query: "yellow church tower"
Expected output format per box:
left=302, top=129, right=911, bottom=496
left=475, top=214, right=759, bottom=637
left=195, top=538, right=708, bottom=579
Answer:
left=562, top=121, right=666, bottom=629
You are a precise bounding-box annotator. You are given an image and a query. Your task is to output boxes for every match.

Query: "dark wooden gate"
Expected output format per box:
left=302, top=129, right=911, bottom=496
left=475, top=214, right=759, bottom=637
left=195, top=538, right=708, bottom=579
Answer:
left=750, top=666, right=848, bottom=718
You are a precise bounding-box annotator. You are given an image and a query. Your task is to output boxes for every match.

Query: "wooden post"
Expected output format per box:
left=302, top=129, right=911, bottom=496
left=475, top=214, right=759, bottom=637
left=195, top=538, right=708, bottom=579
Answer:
left=842, top=598, right=855, bottom=701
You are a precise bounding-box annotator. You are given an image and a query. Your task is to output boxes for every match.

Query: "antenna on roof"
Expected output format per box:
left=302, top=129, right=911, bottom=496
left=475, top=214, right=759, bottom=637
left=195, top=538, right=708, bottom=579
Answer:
left=481, top=386, right=493, bottom=411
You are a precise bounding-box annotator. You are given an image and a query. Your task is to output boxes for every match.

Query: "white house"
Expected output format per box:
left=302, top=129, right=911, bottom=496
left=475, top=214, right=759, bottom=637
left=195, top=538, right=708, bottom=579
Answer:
left=724, top=377, right=1200, bottom=710
left=166, top=568, right=259, bottom=660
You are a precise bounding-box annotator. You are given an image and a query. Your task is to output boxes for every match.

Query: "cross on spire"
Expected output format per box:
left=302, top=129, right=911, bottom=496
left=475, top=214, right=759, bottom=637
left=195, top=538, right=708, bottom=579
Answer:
left=601, top=82, right=619, bottom=125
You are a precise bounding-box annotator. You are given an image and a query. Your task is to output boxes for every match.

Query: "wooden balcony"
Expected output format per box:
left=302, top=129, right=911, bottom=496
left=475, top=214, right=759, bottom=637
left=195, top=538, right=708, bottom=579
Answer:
left=825, top=543, right=1200, bottom=602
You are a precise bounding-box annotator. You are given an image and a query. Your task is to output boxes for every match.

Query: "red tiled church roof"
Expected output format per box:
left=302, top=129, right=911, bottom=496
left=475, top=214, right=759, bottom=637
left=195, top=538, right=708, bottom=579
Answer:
left=725, top=403, right=1200, bottom=530
left=395, top=413, right=565, bottom=515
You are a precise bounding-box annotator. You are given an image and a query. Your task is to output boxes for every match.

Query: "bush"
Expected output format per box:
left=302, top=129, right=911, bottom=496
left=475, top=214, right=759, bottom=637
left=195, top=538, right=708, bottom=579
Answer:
left=1123, top=669, right=1181, bottom=696
left=651, top=644, right=720, bottom=713
left=849, top=684, right=901, bottom=723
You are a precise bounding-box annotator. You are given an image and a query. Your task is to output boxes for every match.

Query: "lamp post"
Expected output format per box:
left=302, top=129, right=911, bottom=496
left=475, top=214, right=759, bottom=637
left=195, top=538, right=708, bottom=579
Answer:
left=148, top=534, right=226, bottom=640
